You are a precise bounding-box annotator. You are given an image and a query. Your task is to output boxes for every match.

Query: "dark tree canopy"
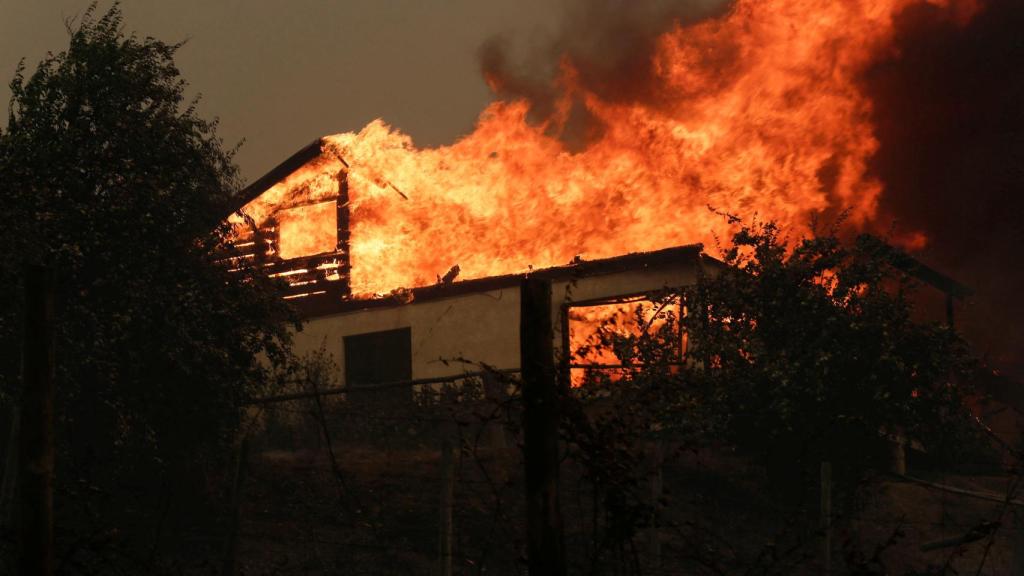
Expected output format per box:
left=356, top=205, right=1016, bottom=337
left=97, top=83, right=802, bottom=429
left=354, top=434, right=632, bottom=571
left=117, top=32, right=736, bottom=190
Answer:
left=0, top=4, right=295, bottom=556
left=682, top=223, right=976, bottom=466
left=560, top=221, right=983, bottom=559
left=574, top=221, right=979, bottom=477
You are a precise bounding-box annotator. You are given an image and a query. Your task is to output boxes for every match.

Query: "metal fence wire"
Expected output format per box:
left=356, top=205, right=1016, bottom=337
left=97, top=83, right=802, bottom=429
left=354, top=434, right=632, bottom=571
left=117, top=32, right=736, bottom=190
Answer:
left=228, top=367, right=1023, bottom=576
left=238, top=372, right=529, bottom=576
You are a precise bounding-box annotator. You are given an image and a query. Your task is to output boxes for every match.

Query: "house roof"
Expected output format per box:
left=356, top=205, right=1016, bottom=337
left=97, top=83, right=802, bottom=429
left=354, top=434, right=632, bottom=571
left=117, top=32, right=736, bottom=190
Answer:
left=859, top=237, right=974, bottom=299
left=233, top=142, right=973, bottom=315
left=229, top=138, right=325, bottom=216
left=892, top=255, right=973, bottom=300
left=292, top=244, right=712, bottom=318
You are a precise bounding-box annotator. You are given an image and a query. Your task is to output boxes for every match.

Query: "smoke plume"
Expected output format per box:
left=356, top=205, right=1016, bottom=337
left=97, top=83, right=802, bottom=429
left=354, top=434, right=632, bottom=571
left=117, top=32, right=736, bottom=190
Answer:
left=479, top=0, right=731, bottom=146
left=865, top=0, right=1024, bottom=374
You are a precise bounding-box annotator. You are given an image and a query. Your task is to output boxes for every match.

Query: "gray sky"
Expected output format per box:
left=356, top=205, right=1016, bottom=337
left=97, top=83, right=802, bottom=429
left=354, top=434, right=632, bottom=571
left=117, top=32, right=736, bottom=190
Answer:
left=0, top=0, right=561, bottom=182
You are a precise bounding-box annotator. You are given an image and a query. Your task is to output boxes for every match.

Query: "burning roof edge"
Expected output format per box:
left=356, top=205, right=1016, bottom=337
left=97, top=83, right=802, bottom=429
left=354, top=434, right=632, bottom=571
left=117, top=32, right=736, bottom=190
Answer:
left=292, top=244, right=713, bottom=319
left=232, top=141, right=973, bottom=311
left=229, top=138, right=325, bottom=216
left=287, top=240, right=972, bottom=321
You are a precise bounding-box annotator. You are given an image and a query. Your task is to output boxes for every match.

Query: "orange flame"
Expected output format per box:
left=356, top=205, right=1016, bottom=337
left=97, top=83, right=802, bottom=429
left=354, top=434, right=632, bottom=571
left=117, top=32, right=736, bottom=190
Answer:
left=235, top=0, right=979, bottom=297
left=568, top=298, right=684, bottom=386
left=276, top=202, right=337, bottom=259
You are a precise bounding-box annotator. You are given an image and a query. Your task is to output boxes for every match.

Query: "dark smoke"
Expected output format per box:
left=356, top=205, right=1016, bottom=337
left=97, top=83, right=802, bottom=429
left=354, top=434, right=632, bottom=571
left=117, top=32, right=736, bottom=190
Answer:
left=479, top=0, right=731, bottom=146
left=864, top=0, right=1024, bottom=375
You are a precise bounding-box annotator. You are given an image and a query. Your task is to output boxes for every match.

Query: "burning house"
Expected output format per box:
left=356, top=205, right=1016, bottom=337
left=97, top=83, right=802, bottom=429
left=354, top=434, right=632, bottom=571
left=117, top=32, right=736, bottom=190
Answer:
left=210, top=1, right=1021, bottom=571
left=228, top=138, right=717, bottom=389
left=229, top=134, right=971, bottom=397
left=225, top=0, right=991, bottom=394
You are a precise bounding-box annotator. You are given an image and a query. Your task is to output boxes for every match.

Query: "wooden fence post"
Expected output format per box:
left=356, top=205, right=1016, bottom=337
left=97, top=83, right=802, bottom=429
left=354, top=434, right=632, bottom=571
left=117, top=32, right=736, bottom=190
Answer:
left=0, top=407, right=20, bottom=532
left=221, top=436, right=250, bottom=576
left=482, top=371, right=508, bottom=450
left=438, top=420, right=456, bottom=576
left=520, top=277, right=566, bottom=576
left=890, top=432, right=907, bottom=476
left=820, top=460, right=832, bottom=576
left=19, top=265, right=56, bottom=576
left=647, top=439, right=663, bottom=569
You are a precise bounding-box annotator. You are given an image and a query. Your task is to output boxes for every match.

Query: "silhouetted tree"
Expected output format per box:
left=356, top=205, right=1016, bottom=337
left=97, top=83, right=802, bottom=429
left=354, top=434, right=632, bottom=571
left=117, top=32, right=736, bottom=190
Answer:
left=681, top=221, right=976, bottom=481
left=0, top=3, right=296, bottom=571
left=563, top=219, right=982, bottom=573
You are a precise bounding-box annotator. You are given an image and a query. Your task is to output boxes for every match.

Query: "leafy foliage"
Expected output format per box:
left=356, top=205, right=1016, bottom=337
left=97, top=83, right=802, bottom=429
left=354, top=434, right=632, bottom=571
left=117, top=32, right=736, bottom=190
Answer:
left=0, top=3, right=296, bottom=567
left=682, top=221, right=976, bottom=468
left=560, top=221, right=981, bottom=570
left=572, top=222, right=978, bottom=472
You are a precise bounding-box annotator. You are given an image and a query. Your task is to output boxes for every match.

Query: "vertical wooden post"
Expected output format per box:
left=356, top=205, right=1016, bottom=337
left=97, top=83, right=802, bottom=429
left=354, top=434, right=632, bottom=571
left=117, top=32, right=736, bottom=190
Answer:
left=0, top=408, right=20, bottom=531
left=520, top=278, right=566, bottom=576
left=438, top=421, right=456, bottom=576
left=820, top=461, right=832, bottom=576
left=19, top=265, right=56, bottom=576
left=258, top=217, right=278, bottom=265
left=252, top=226, right=267, bottom=266
left=482, top=371, right=507, bottom=450
left=647, top=439, right=663, bottom=569
left=559, top=303, right=572, bottom=391
left=889, top=432, right=907, bottom=476
left=221, top=436, right=250, bottom=576
left=336, top=169, right=352, bottom=299
left=1014, top=429, right=1024, bottom=574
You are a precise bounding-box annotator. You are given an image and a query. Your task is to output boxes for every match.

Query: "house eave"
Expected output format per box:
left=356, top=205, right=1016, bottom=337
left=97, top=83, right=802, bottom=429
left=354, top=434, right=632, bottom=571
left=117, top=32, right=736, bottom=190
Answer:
left=229, top=138, right=325, bottom=216
left=290, top=243, right=710, bottom=319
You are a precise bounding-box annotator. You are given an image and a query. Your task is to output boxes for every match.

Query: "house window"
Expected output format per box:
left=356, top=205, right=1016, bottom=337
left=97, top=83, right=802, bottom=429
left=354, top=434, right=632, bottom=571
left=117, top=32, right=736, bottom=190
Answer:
left=344, top=328, right=412, bottom=403
left=567, top=294, right=685, bottom=387
left=276, top=201, right=337, bottom=259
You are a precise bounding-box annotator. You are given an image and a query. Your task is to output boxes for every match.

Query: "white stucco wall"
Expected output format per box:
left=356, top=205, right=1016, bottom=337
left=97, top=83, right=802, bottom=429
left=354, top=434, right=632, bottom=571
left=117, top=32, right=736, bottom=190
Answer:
left=293, top=287, right=521, bottom=381
left=290, top=260, right=700, bottom=384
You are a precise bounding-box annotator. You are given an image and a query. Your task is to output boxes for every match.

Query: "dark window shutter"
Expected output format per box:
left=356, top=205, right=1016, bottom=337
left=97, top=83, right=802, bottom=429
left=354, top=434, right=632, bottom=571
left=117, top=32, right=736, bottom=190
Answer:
left=344, top=328, right=412, bottom=404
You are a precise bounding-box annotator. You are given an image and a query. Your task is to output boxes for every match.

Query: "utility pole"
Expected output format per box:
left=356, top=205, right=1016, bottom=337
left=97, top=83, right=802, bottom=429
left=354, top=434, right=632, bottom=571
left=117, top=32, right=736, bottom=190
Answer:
left=19, top=265, right=56, bottom=576
left=520, top=277, right=566, bottom=576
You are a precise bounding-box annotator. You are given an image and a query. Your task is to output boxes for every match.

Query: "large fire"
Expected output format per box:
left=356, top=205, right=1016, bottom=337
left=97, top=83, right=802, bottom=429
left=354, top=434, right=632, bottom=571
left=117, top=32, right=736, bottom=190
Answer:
left=233, top=0, right=980, bottom=297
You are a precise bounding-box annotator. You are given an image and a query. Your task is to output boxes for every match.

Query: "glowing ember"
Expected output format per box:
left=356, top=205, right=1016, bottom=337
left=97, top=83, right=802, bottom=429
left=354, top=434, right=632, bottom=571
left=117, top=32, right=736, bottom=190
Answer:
left=234, top=0, right=980, bottom=297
